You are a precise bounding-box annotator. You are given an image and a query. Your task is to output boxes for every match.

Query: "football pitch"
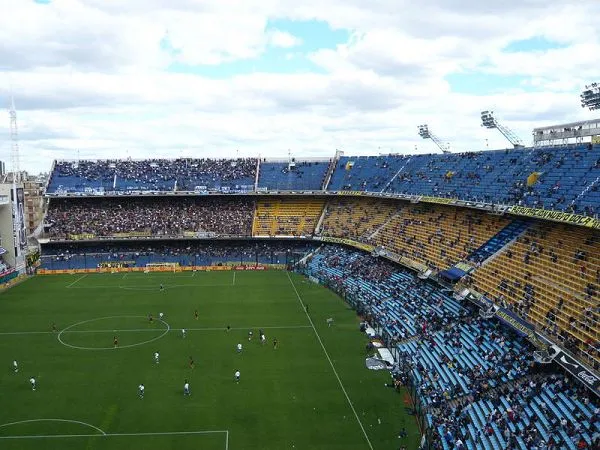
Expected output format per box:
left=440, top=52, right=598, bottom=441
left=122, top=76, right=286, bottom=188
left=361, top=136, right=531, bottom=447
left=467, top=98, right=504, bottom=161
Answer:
left=0, top=270, right=420, bottom=449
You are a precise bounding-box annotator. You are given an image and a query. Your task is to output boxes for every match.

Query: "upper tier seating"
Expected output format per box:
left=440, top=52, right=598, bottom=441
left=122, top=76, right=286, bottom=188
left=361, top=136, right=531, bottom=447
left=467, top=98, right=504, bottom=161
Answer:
left=46, top=145, right=600, bottom=215
left=47, top=158, right=257, bottom=194
left=257, top=160, right=330, bottom=191
left=328, top=144, right=600, bottom=215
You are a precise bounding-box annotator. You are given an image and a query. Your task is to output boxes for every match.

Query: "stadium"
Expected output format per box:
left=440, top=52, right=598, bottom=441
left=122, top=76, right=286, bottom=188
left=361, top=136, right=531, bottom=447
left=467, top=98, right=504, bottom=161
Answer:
left=0, top=138, right=597, bottom=450
left=1, top=3, right=600, bottom=450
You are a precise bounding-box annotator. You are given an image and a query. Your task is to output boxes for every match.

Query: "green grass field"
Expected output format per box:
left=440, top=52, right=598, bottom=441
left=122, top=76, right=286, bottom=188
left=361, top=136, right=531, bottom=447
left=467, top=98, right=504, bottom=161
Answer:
left=0, top=270, right=420, bottom=449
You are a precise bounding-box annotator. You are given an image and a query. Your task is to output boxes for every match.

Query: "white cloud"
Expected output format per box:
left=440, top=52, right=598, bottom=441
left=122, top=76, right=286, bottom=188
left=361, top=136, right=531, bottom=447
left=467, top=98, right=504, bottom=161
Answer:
left=268, top=30, right=303, bottom=49
left=0, top=0, right=598, bottom=174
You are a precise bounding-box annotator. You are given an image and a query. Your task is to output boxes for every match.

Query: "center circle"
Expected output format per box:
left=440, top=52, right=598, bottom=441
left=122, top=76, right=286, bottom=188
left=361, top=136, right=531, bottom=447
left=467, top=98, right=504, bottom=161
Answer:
left=57, top=316, right=170, bottom=350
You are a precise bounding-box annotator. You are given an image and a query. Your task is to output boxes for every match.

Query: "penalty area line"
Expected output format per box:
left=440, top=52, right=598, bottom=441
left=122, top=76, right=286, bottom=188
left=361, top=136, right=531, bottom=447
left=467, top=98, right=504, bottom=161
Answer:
left=65, top=274, right=88, bottom=288
left=286, top=271, right=374, bottom=450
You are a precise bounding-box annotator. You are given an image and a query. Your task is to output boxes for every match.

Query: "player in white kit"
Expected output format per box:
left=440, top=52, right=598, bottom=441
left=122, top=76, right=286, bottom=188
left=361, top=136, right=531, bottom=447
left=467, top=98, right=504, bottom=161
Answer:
left=30, top=377, right=36, bottom=391
left=184, top=380, right=190, bottom=396
left=13, top=360, right=18, bottom=373
left=154, top=351, right=159, bottom=364
left=234, top=370, right=240, bottom=383
left=236, top=343, right=242, bottom=353
left=138, top=384, right=145, bottom=398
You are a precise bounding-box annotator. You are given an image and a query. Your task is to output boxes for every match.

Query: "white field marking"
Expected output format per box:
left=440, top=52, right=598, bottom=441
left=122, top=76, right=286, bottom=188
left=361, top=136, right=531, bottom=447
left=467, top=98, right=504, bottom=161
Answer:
left=122, top=273, right=128, bottom=280
left=65, top=274, right=87, bottom=288
left=232, top=271, right=236, bottom=286
left=57, top=316, right=170, bottom=351
left=0, top=325, right=311, bottom=336
left=286, top=272, right=374, bottom=450
left=0, top=419, right=106, bottom=435
left=0, top=429, right=229, bottom=442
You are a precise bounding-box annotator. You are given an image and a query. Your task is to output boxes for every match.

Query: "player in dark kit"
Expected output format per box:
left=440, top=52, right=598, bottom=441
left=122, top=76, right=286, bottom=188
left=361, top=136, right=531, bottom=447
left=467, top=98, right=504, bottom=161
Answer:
left=114, top=336, right=118, bottom=348
left=148, top=314, right=153, bottom=324
left=273, top=338, right=278, bottom=350
left=194, top=310, right=199, bottom=320
left=189, top=356, right=195, bottom=369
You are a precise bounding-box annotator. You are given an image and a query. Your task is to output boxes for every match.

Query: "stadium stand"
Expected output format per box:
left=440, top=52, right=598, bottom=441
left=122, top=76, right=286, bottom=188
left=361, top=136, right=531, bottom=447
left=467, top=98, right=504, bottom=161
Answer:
left=44, top=196, right=254, bottom=239
left=369, top=204, right=512, bottom=271
left=46, top=145, right=600, bottom=215
left=328, top=144, right=600, bottom=214
left=252, top=197, right=325, bottom=236
left=468, top=222, right=600, bottom=371
left=46, top=158, right=257, bottom=194
left=41, top=240, right=315, bottom=270
left=257, top=160, right=331, bottom=191
left=303, top=245, right=600, bottom=450
left=320, top=197, right=399, bottom=241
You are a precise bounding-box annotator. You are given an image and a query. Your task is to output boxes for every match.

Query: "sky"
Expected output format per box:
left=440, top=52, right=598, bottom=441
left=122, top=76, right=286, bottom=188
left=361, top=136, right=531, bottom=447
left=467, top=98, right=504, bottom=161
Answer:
left=1, top=0, right=599, bottom=173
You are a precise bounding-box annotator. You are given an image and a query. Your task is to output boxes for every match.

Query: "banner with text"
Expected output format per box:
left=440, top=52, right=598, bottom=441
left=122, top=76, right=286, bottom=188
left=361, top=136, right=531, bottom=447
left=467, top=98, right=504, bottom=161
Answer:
left=509, top=206, right=600, bottom=229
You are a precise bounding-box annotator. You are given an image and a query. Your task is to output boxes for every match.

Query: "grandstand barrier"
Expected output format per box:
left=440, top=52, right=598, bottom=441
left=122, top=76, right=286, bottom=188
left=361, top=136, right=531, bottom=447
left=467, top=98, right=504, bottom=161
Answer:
left=36, top=264, right=283, bottom=275
left=509, top=205, right=600, bottom=229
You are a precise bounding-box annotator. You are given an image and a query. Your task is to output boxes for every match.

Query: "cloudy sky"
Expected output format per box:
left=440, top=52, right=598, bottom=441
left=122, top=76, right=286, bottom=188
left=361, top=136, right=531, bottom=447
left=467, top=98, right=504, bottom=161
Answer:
left=1, top=0, right=599, bottom=173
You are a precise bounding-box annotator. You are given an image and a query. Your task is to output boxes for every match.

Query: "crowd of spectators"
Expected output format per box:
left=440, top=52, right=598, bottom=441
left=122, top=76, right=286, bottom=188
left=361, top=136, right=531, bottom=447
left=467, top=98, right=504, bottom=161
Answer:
left=41, top=240, right=316, bottom=269
left=49, top=158, right=257, bottom=192
left=302, top=245, right=599, bottom=450
left=44, top=197, right=254, bottom=238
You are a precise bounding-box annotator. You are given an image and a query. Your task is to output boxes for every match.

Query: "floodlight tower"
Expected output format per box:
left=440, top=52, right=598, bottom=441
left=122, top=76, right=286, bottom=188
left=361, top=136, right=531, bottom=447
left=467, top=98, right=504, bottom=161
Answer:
left=580, top=82, right=600, bottom=110
left=480, top=110, right=524, bottom=148
left=417, top=124, right=450, bottom=153
left=9, top=95, right=21, bottom=184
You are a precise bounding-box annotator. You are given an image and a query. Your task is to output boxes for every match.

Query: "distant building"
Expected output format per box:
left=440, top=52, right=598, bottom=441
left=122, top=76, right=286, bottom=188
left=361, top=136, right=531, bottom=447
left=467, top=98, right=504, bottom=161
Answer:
left=0, top=183, right=27, bottom=276
left=0, top=161, right=5, bottom=178
left=23, top=179, right=46, bottom=235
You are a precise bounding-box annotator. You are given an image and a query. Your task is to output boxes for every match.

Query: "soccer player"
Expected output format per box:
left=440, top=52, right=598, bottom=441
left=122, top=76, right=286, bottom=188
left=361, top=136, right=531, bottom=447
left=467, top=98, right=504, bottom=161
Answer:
left=260, top=333, right=266, bottom=345
left=248, top=330, right=253, bottom=341
left=13, top=360, right=18, bottom=373
left=159, top=312, right=164, bottom=320
left=189, top=356, right=194, bottom=369
left=154, top=351, right=159, bottom=364
left=226, top=325, right=231, bottom=333
left=148, top=314, right=153, bottom=324
left=138, top=383, right=145, bottom=399
left=273, top=338, right=278, bottom=350
left=194, top=310, right=199, bottom=320
left=234, top=370, right=240, bottom=383
left=237, top=343, right=242, bottom=353
left=181, top=328, right=186, bottom=339
left=51, top=323, right=58, bottom=332
left=160, top=284, right=164, bottom=291
left=184, top=379, right=190, bottom=396
left=30, top=377, right=36, bottom=391
left=114, top=336, right=118, bottom=348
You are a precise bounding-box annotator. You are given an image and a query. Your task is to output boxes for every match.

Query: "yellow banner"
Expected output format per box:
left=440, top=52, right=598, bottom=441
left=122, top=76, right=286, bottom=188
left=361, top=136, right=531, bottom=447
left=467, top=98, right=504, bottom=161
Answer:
left=68, top=233, right=96, bottom=240
left=319, top=236, right=374, bottom=253
left=592, top=135, right=600, bottom=144
left=420, top=196, right=455, bottom=205
left=509, top=206, right=600, bottom=229
left=112, top=232, right=152, bottom=238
